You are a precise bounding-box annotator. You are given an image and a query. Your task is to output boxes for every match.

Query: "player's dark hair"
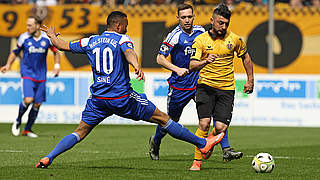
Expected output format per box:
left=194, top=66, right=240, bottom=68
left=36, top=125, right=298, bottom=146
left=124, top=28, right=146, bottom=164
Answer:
left=213, top=4, right=231, bottom=20
left=177, top=4, right=193, bottom=16
left=28, top=16, right=42, bottom=25
left=106, top=11, right=127, bottom=28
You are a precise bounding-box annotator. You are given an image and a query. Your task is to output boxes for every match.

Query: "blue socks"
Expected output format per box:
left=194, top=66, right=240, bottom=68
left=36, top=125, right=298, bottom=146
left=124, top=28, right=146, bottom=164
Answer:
left=220, top=129, right=230, bottom=149
left=163, top=119, right=206, bottom=149
left=46, top=133, right=81, bottom=163
left=153, top=125, right=167, bottom=145
left=16, top=102, right=29, bottom=125
left=25, top=106, right=39, bottom=131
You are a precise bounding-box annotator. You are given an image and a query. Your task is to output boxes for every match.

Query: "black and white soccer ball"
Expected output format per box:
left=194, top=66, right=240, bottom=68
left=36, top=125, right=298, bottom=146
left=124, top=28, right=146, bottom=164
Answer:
left=252, top=153, right=275, bottom=173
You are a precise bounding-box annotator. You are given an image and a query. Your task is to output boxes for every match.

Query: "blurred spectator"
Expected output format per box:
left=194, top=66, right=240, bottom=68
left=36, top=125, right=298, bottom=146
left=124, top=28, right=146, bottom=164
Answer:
left=224, top=0, right=235, bottom=9
left=311, top=0, right=320, bottom=7
left=290, top=0, right=303, bottom=7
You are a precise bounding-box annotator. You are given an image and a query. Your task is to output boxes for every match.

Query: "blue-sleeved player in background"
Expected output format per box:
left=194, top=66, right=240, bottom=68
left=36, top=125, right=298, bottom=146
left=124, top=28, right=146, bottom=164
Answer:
left=148, top=4, right=242, bottom=171
left=1, top=16, right=61, bottom=138
left=35, top=11, right=225, bottom=168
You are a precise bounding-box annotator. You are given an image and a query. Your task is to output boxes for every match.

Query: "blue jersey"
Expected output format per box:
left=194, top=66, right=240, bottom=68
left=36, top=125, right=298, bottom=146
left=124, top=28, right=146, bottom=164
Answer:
left=159, top=25, right=205, bottom=90
left=13, top=31, right=54, bottom=82
left=69, top=31, right=135, bottom=98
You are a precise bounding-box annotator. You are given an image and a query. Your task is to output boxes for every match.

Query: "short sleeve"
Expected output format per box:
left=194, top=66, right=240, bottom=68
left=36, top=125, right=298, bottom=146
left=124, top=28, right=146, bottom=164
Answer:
left=158, top=30, right=180, bottom=57
left=12, top=34, right=27, bottom=55
left=69, top=38, right=90, bottom=54
left=235, top=37, right=247, bottom=58
left=190, top=36, right=203, bottom=61
left=119, top=35, right=134, bottom=52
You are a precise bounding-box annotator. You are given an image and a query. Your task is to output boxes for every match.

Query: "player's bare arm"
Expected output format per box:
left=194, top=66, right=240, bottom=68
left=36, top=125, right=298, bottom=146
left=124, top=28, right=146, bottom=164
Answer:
left=189, top=54, right=217, bottom=71
left=52, top=50, right=61, bottom=77
left=0, top=52, right=18, bottom=73
left=241, top=52, right=254, bottom=94
left=124, top=49, right=145, bottom=82
left=41, top=25, right=70, bottom=51
left=156, top=54, right=189, bottom=76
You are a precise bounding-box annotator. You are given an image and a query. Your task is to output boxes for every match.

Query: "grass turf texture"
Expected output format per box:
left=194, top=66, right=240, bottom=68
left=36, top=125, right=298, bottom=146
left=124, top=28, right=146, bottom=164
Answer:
left=0, top=123, right=319, bottom=180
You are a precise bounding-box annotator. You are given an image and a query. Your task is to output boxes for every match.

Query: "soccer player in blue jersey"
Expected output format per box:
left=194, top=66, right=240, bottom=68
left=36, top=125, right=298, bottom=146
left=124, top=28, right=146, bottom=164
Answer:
left=148, top=4, right=242, bottom=171
left=1, top=16, right=61, bottom=138
left=35, top=11, right=225, bottom=169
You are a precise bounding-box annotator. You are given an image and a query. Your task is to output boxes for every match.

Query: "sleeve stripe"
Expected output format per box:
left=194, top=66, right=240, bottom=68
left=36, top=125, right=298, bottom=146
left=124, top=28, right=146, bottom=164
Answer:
left=166, top=28, right=181, bottom=43
left=80, top=39, right=82, bottom=47
left=120, top=41, right=134, bottom=46
left=163, top=42, right=173, bottom=48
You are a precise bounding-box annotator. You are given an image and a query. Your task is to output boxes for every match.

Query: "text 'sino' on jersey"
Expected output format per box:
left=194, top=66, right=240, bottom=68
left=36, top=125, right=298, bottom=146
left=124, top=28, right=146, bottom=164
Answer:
left=158, top=25, right=205, bottom=90
left=69, top=31, right=135, bottom=98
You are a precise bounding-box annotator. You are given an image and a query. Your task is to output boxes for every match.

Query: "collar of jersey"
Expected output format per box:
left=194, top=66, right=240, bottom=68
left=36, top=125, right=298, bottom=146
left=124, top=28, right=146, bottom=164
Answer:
left=178, top=25, right=195, bottom=36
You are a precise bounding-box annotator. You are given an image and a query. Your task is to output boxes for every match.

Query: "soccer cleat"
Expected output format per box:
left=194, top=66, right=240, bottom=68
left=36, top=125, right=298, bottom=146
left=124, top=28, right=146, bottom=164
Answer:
left=223, top=147, right=243, bottom=162
left=22, top=130, right=38, bottom=138
left=189, top=160, right=202, bottom=171
left=11, top=121, right=21, bottom=136
left=149, top=136, right=160, bottom=160
left=202, top=147, right=214, bottom=160
left=35, top=157, right=50, bottom=168
left=199, top=132, right=224, bottom=154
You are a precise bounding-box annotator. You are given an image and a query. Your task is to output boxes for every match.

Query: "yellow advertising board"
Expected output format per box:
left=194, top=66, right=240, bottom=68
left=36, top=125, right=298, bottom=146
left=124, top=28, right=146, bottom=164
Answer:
left=0, top=4, right=319, bottom=73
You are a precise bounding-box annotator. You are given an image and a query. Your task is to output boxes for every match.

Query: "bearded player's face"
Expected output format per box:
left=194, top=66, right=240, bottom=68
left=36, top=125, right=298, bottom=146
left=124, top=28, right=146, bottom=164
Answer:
left=211, top=14, right=229, bottom=37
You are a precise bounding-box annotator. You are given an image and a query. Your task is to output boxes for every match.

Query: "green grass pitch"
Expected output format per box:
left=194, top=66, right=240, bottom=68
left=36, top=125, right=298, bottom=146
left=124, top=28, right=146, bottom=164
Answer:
left=0, top=123, right=319, bottom=179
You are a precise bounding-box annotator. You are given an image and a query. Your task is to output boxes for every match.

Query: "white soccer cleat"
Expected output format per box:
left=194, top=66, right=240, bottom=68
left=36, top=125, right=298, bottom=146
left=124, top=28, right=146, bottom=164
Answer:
left=22, top=130, right=38, bottom=138
left=11, top=121, right=20, bottom=136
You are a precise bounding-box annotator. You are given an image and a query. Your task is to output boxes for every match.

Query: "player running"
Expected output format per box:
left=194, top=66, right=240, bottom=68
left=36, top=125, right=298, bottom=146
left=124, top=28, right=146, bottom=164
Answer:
left=35, top=11, right=225, bottom=169
left=189, top=4, right=254, bottom=170
left=148, top=4, right=240, bottom=169
left=1, top=16, right=60, bottom=138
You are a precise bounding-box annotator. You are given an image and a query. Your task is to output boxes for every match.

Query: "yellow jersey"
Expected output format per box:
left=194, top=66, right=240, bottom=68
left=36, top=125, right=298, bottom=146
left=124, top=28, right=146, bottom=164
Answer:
left=191, top=31, right=247, bottom=90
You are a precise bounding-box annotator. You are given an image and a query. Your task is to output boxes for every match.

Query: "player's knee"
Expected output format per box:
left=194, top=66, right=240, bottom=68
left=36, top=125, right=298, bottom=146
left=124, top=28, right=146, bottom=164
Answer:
left=199, top=118, right=211, bottom=131
left=33, top=103, right=41, bottom=109
left=24, top=98, right=34, bottom=105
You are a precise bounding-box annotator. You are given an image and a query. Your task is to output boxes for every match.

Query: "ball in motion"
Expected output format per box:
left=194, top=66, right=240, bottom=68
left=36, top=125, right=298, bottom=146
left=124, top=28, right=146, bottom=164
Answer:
left=252, top=153, right=275, bottom=173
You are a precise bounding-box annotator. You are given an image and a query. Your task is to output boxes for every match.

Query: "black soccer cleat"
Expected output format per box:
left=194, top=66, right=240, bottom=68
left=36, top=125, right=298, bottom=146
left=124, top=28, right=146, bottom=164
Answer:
left=149, top=136, right=160, bottom=160
left=223, top=147, right=243, bottom=162
left=35, top=157, right=50, bottom=168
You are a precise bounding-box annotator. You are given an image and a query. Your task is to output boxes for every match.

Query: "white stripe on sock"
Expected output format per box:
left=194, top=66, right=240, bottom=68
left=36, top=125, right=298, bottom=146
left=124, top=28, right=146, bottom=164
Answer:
left=72, top=132, right=81, bottom=142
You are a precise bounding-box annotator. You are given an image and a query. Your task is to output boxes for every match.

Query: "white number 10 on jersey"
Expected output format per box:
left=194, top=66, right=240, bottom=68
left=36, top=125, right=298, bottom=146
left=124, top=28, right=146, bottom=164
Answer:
left=93, top=47, right=114, bottom=74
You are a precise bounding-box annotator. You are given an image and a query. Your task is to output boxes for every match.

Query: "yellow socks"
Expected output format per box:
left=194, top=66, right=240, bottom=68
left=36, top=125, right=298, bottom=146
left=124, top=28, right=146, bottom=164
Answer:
left=194, top=128, right=208, bottom=160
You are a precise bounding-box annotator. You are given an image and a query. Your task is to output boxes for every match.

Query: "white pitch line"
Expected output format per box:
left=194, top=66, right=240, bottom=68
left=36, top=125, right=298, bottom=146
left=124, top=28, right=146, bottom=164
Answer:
left=0, top=150, right=25, bottom=153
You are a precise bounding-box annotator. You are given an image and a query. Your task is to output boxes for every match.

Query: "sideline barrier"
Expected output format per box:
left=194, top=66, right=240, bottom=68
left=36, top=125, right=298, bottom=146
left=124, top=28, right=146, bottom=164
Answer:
left=1, top=72, right=320, bottom=127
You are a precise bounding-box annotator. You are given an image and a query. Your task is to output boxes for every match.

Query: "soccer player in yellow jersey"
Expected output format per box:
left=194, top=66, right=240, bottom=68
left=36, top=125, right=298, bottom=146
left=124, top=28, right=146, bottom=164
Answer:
left=189, top=4, right=254, bottom=171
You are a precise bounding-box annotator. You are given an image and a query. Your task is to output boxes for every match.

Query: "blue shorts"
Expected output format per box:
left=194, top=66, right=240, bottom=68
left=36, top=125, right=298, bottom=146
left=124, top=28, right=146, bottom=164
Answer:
left=167, top=87, right=196, bottom=119
left=22, top=78, right=46, bottom=103
left=82, top=91, right=156, bottom=126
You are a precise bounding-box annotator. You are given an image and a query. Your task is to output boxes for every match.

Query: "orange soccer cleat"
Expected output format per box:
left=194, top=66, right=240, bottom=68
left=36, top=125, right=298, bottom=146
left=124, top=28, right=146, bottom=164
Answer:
left=189, top=160, right=202, bottom=171
left=35, top=157, right=50, bottom=168
left=199, top=132, right=224, bottom=155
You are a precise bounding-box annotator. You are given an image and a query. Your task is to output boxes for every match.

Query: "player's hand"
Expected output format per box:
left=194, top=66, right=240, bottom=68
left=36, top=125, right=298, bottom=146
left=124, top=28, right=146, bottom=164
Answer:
left=176, top=68, right=189, bottom=77
left=205, top=54, right=218, bottom=64
left=40, top=25, right=60, bottom=38
left=243, top=80, right=254, bottom=94
left=0, top=64, right=10, bottom=73
left=135, top=68, right=145, bottom=82
left=53, top=67, right=60, bottom=77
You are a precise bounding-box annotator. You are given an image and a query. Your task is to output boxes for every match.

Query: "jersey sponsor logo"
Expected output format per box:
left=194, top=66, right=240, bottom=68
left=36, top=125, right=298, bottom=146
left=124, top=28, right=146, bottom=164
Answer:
left=40, top=40, right=46, bottom=47
left=160, top=44, right=169, bottom=54
left=184, top=46, right=195, bottom=56
left=257, top=80, right=306, bottom=98
left=28, top=46, right=46, bottom=53
left=191, top=48, right=196, bottom=56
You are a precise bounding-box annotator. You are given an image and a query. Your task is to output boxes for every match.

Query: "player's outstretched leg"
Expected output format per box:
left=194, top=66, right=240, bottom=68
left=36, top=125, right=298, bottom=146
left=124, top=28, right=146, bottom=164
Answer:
left=35, top=121, right=92, bottom=168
